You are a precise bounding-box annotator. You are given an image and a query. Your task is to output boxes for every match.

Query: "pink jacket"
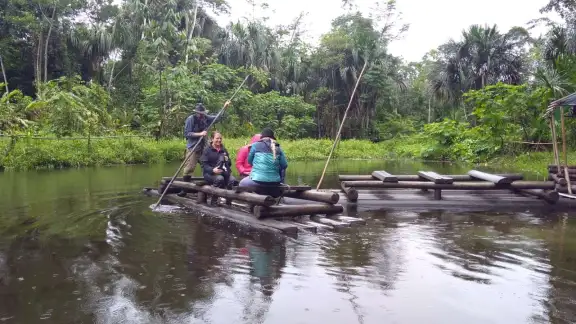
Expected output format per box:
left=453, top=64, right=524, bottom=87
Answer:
left=236, top=134, right=262, bottom=176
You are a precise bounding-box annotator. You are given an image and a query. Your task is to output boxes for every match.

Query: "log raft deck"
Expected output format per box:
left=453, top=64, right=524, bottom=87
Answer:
left=144, top=178, right=366, bottom=237
left=338, top=169, right=576, bottom=210
left=144, top=168, right=576, bottom=237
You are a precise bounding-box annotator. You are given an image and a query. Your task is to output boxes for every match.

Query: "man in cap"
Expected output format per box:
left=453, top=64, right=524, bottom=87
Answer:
left=182, top=101, right=230, bottom=181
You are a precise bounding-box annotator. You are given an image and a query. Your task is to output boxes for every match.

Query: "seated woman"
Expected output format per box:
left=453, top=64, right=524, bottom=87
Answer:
left=200, top=131, right=238, bottom=190
left=239, top=128, right=288, bottom=197
left=236, top=133, right=262, bottom=178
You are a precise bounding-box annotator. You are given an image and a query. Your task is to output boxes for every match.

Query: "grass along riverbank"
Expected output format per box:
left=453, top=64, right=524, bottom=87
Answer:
left=0, top=135, right=560, bottom=173
left=0, top=137, right=390, bottom=170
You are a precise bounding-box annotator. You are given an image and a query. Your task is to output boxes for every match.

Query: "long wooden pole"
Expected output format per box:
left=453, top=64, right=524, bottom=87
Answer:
left=0, top=55, right=9, bottom=93
left=316, top=61, right=369, bottom=190
left=152, top=75, right=249, bottom=210
left=560, top=109, right=572, bottom=194
left=550, top=116, right=560, bottom=171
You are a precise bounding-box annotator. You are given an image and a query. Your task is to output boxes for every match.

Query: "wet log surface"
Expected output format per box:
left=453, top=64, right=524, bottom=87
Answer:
left=467, top=170, right=514, bottom=184
left=332, top=188, right=576, bottom=211
left=341, top=180, right=556, bottom=190
left=172, top=181, right=277, bottom=206
left=339, top=174, right=525, bottom=182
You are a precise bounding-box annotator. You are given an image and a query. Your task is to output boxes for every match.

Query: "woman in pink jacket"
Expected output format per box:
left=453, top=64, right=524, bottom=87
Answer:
left=236, top=134, right=261, bottom=178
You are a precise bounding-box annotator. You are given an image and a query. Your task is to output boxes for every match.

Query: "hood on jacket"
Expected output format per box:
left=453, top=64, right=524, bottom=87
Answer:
left=249, top=134, right=262, bottom=145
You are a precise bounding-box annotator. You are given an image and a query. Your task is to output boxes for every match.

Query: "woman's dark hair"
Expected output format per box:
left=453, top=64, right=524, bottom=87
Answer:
left=211, top=131, right=222, bottom=139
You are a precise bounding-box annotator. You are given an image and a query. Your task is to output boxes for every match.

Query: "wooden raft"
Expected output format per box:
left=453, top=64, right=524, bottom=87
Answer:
left=339, top=169, right=559, bottom=204
left=149, top=178, right=366, bottom=236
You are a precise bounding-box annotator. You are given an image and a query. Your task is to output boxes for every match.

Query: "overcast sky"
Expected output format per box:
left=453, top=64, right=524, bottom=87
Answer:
left=212, top=0, right=562, bottom=62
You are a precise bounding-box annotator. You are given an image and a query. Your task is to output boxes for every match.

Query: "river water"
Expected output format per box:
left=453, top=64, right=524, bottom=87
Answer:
left=0, top=160, right=575, bottom=324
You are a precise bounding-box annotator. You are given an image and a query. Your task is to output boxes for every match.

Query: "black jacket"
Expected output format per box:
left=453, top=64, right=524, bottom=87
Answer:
left=200, top=144, right=232, bottom=176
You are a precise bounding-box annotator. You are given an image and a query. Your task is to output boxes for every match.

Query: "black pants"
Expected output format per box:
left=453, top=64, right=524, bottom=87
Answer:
left=204, top=173, right=238, bottom=189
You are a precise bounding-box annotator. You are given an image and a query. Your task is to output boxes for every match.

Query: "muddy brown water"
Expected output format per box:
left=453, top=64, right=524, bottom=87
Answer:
left=0, top=160, right=575, bottom=324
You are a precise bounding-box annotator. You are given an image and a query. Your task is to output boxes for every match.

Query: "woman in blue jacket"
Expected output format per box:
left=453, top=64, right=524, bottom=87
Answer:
left=238, top=128, right=288, bottom=196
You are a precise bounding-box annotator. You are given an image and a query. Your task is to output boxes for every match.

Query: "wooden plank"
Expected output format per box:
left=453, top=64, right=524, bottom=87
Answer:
left=417, top=171, right=454, bottom=184
left=467, top=170, right=513, bottom=184
left=371, top=171, right=398, bottom=182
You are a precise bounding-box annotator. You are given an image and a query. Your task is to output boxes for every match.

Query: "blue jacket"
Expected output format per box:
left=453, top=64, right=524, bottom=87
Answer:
left=248, top=138, right=288, bottom=183
left=183, top=114, right=220, bottom=151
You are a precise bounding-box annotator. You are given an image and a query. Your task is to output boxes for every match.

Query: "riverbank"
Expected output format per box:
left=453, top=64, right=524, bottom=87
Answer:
left=0, top=136, right=557, bottom=173
left=0, top=136, right=390, bottom=170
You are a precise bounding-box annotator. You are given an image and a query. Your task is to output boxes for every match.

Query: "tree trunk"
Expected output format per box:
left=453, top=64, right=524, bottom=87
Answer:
left=0, top=55, right=9, bottom=93
left=43, top=6, right=56, bottom=83
left=35, top=33, right=43, bottom=93
left=428, top=96, right=431, bottom=123
left=185, top=2, right=199, bottom=65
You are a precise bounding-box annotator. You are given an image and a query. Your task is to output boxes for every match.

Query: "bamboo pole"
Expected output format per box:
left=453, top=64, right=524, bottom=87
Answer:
left=561, top=110, right=572, bottom=194
left=316, top=61, right=369, bottom=190
left=152, top=75, right=249, bottom=210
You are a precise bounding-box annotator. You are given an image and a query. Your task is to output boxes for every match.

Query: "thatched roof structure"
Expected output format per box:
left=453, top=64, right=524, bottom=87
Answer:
left=545, top=92, right=576, bottom=117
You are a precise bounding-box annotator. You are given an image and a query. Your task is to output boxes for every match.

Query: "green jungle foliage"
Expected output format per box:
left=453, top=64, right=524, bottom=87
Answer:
left=1, top=0, right=576, bottom=170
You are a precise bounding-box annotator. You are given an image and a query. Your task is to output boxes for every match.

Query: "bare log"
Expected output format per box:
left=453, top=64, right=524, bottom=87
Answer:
left=172, top=181, right=276, bottom=206
left=159, top=183, right=181, bottom=195
left=556, top=185, right=576, bottom=193
left=512, top=189, right=559, bottom=204
left=283, top=190, right=339, bottom=204
left=468, top=170, right=513, bottom=184
left=418, top=171, right=454, bottom=184
left=338, top=174, right=524, bottom=182
left=142, top=189, right=291, bottom=235
left=162, top=176, right=204, bottom=182
left=372, top=171, right=398, bottom=182
left=341, top=180, right=556, bottom=190
left=253, top=204, right=344, bottom=219
left=548, top=174, right=568, bottom=186
left=340, top=182, right=358, bottom=202
left=548, top=167, right=576, bottom=175
left=234, top=185, right=311, bottom=193
left=548, top=164, right=576, bottom=170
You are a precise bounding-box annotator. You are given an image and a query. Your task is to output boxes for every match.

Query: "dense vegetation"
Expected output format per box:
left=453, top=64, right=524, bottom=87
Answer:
left=2, top=0, right=576, bottom=170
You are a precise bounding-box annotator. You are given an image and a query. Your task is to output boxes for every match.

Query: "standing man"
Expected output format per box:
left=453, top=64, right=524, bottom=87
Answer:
left=182, top=101, right=230, bottom=181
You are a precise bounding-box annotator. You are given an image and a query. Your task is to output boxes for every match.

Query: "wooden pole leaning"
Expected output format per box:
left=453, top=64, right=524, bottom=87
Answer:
left=152, top=75, right=250, bottom=210
left=560, top=109, right=573, bottom=194
left=316, top=60, right=369, bottom=190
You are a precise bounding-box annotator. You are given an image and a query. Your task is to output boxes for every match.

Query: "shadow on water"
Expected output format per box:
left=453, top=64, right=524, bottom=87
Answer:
left=0, top=161, right=576, bottom=323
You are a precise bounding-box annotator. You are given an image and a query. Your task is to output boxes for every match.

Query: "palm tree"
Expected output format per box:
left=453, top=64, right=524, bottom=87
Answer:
left=427, top=24, right=531, bottom=118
